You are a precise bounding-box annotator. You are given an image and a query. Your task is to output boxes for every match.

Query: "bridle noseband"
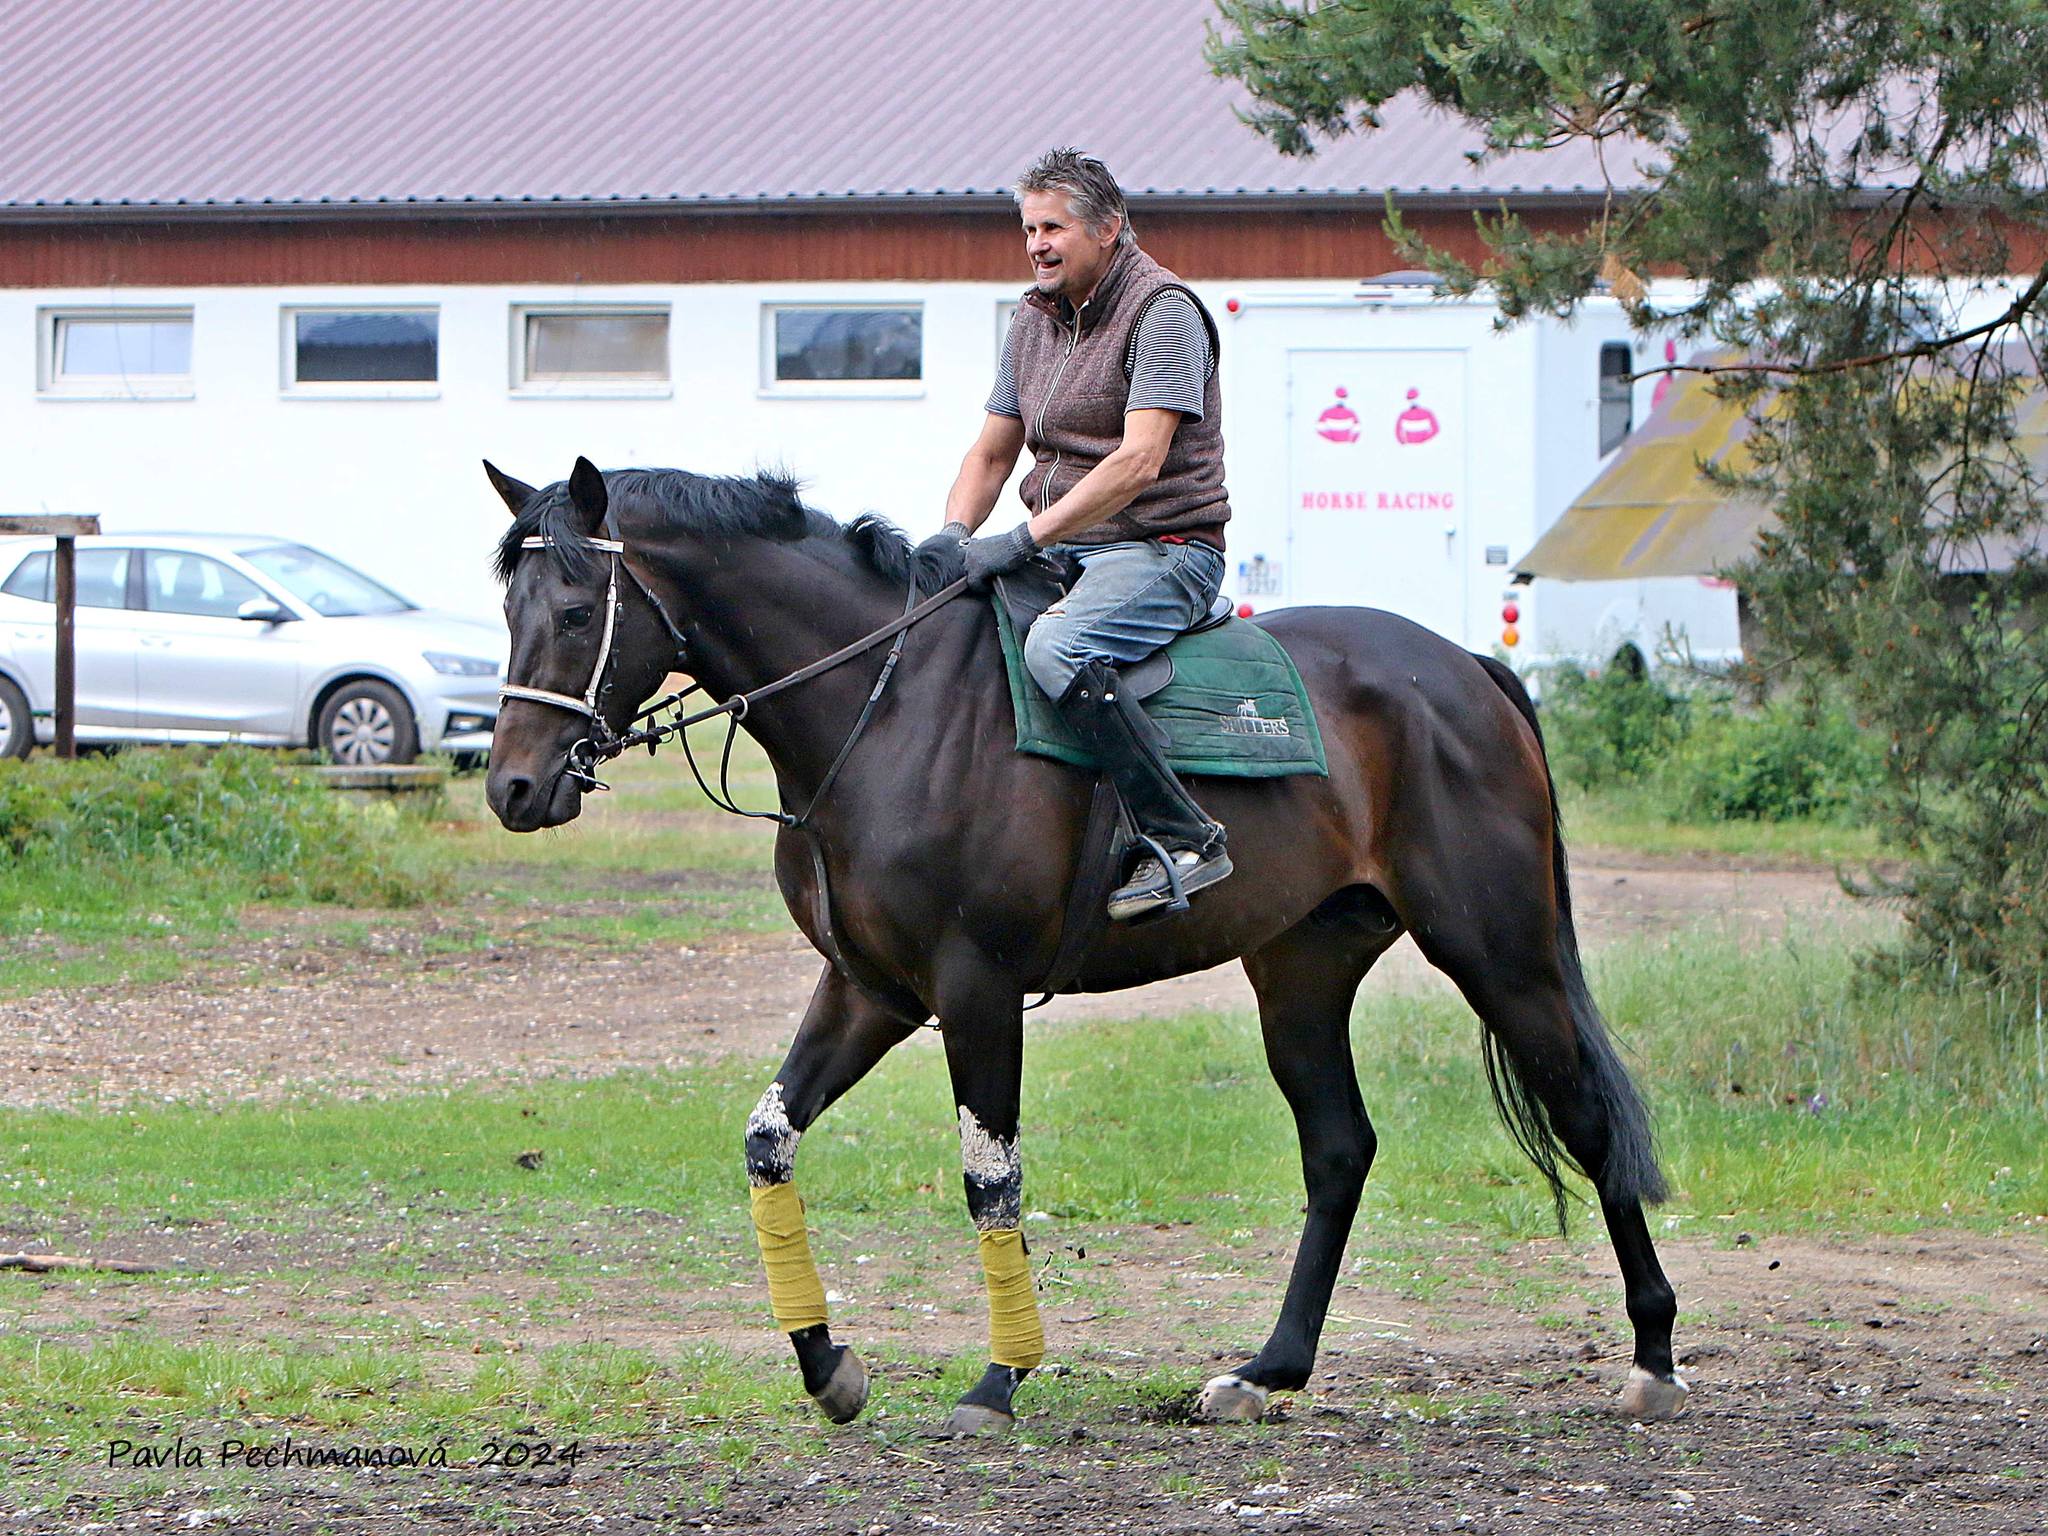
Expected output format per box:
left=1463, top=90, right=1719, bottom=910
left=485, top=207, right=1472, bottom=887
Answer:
left=498, top=534, right=681, bottom=791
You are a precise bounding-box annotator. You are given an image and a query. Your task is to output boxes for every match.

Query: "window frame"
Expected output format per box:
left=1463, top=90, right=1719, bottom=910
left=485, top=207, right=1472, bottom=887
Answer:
left=759, top=303, right=926, bottom=399
left=509, top=303, right=673, bottom=398
left=137, top=547, right=273, bottom=621
left=279, top=305, right=441, bottom=399
left=0, top=545, right=138, bottom=610
left=38, top=307, right=196, bottom=400
left=1597, top=340, right=1635, bottom=456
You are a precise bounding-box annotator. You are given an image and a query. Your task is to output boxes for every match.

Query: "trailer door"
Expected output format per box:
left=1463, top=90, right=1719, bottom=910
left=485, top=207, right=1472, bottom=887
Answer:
left=1287, top=349, right=1468, bottom=641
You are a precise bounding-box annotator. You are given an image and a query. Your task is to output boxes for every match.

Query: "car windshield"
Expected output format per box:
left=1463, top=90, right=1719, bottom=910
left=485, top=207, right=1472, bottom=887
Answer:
left=241, top=545, right=413, bottom=617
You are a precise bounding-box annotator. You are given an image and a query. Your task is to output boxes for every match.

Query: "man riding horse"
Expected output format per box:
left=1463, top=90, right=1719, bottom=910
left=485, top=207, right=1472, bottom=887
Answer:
left=923, top=148, right=1234, bottom=921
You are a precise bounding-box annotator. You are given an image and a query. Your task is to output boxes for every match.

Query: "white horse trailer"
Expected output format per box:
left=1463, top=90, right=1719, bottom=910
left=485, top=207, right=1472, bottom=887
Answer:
left=1209, top=279, right=1741, bottom=671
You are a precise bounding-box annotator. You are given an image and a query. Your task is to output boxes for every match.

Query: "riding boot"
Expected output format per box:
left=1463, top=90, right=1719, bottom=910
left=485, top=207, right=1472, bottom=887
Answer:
left=1053, top=660, right=1232, bottom=921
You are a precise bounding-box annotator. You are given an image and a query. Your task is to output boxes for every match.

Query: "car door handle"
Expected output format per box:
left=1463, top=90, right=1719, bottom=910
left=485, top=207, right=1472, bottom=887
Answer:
left=140, top=635, right=174, bottom=648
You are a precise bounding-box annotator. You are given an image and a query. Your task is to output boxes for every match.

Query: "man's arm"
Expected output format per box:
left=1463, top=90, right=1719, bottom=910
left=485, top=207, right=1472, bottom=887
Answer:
left=944, top=413, right=1027, bottom=533
left=1025, top=408, right=1179, bottom=544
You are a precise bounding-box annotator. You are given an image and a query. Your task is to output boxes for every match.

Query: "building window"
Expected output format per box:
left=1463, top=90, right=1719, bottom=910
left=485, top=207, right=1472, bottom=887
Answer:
left=514, top=307, right=670, bottom=393
left=41, top=310, right=193, bottom=397
left=1598, top=342, right=1634, bottom=455
left=765, top=306, right=922, bottom=390
left=288, top=309, right=438, bottom=388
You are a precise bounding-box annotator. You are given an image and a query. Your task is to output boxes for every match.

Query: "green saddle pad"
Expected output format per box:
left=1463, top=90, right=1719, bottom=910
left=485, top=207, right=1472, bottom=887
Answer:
left=993, top=599, right=1328, bottom=779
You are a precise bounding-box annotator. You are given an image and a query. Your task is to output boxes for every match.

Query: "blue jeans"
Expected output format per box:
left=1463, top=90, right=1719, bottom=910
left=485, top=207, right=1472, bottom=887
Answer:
left=1022, top=539, right=1227, bottom=699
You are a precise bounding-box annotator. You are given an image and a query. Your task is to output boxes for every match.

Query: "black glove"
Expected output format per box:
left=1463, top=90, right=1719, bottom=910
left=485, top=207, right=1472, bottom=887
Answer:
left=910, top=521, right=969, bottom=596
left=962, top=522, right=1041, bottom=592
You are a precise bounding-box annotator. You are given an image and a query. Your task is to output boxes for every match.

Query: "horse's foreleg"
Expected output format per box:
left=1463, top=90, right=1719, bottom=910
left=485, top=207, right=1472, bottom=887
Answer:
left=747, top=965, right=922, bottom=1424
left=936, top=992, right=1041, bottom=1435
left=1202, top=907, right=1389, bottom=1423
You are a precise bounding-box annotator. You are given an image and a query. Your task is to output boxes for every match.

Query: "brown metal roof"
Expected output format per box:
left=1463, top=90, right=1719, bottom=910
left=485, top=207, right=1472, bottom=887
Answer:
left=2, top=0, right=1642, bottom=215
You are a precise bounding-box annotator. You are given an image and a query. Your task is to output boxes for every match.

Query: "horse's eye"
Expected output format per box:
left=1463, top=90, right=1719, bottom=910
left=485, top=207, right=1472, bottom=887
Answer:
left=562, top=605, right=594, bottom=631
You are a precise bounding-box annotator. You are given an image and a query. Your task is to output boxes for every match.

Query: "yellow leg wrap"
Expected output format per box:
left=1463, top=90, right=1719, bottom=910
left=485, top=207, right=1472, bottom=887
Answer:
left=977, top=1228, right=1045, bottom=1370
left=750, top=1182, right=829, bottom=1333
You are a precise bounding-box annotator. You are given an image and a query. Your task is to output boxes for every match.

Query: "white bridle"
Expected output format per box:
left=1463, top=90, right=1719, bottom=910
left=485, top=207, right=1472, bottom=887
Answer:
left=498, top=534, right=628, bottom=721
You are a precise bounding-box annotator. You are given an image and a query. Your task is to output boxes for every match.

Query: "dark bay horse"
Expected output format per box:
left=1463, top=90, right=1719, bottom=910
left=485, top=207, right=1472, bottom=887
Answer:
left=482, top=458, right=1687, bottom=1434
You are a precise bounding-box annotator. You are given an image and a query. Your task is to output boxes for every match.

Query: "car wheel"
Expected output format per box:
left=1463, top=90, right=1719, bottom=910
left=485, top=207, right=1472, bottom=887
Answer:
left=0, top=675, right=31, bottom=761
left=317, top=680, right=417, bottom=766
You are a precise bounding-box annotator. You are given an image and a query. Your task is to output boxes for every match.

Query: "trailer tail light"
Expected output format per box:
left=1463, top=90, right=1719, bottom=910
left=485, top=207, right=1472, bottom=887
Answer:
left=1501, top=625, right=1521, bottom=647
left=1225, top=297, right=1241, bottom=315
left=1501, top=602, right=1520, bottom=625
left=1237, top=602, right=1255, bottom=619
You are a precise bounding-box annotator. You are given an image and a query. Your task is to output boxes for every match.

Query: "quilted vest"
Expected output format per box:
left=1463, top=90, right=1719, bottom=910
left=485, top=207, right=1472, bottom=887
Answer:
left=1008, top=245, right=1230, bottom=547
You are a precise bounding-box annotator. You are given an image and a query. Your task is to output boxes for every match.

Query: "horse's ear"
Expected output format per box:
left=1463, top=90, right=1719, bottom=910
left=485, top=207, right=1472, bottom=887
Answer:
left=567, top=457, right=608, bottom=534
left=482, top=460, right=537, bottom=516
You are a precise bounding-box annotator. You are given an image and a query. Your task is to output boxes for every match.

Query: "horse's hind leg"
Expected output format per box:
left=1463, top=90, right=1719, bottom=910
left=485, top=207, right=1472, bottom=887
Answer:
left=1199, top=887, right=1400, bottom=1423
left=1398, top=865, right=1686, bottom=1420
left=746, top=965, right=922, bottom=1424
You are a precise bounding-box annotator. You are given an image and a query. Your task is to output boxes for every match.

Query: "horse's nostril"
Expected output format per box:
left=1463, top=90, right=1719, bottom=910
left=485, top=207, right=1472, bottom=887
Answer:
left=488, top=772, right=535, bottom=820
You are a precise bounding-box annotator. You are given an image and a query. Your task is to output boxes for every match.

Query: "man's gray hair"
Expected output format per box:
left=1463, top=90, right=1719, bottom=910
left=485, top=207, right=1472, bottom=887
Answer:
left=1013, top=148, right=1136, bottom=248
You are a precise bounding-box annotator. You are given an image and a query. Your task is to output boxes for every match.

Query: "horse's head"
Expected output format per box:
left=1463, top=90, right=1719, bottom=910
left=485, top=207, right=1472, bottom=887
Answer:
left=483, top=457, right=681, bottom=832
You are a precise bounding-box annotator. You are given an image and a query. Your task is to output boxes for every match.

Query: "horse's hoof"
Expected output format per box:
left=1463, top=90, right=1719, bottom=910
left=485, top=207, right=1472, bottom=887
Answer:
left=941, top=1403, right=1015, bottom=1437
left=811, top=1348, right=870, bottom=1424
left=1196, top=1374, right=1270, bottom=1423
left=1617, top=1366, right=1689, bottom=1421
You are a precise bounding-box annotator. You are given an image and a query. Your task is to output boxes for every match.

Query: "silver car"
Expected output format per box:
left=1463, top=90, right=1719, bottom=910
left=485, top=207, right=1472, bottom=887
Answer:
left=0, top=533, right=504, bottom=764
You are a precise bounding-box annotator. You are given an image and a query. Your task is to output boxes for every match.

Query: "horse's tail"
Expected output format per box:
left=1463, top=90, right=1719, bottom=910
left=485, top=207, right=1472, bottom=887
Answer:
left=1471, top=654, right=1668, bottom=1226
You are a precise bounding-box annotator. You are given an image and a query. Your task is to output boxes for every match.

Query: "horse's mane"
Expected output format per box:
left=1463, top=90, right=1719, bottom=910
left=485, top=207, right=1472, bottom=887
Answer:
left=493, top=468, right=917, bottom=589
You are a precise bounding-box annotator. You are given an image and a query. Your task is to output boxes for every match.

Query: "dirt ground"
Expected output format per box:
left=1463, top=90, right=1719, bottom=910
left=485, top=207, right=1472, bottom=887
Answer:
left=0, top=853, right=1861, bottom=1109
left=6, top=855, right=2045, bottom=1534
left=9, top=1220, right=2045, bottom=1535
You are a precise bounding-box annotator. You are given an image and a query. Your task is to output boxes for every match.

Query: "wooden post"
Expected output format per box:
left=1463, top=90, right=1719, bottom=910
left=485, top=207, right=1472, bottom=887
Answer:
left=53, top=537, right=76, bottom=758
left=0, top=515, right=101, bottom=760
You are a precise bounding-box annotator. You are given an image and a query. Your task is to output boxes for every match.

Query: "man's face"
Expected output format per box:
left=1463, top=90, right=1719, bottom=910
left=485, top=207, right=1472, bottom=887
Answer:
left=1020, top=189, right=1120, bottom=303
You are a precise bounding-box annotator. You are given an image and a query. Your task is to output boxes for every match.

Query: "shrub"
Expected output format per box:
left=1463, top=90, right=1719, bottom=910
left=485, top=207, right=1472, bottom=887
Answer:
left=1539, top=661, right=1690, bottom=791
left=1652, top=700, right=1883, bottom=824
left=1538, top=663, right=1882, bottom=826
left=0, top=747, right=436, bottom=908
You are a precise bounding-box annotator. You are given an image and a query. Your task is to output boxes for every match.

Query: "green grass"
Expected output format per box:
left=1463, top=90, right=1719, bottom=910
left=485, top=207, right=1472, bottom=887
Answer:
left=5, top=736, right=2044, bottom=1513
left=0, top=734, right=787, bottom=1001
left=4, top=929, right=2043, bottom=1246
left=1558, top=783, right=1888, bottom=865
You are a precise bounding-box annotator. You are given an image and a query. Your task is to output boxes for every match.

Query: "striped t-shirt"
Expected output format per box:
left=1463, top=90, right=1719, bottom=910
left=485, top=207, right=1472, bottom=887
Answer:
left=985, top=289, right=1211, bottom=422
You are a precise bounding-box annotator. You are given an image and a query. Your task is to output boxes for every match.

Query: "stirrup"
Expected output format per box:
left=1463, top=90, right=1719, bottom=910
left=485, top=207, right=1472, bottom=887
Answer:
left=1107, top=833, right=1233, bottom=922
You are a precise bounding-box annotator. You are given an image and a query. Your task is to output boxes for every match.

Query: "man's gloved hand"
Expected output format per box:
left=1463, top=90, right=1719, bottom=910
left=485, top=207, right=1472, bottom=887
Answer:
left=910, top=521, right=969, bottom=595
left=962, top=522, right=1041, bottom=591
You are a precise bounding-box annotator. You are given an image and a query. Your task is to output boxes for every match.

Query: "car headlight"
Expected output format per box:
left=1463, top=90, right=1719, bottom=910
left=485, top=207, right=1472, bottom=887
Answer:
left=424, top=651, right=500, bottom=677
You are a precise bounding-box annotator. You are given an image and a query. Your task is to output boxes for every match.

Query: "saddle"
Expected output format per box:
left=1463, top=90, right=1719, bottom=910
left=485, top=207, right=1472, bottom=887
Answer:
left=991, top=559, right=1324, bottom=1003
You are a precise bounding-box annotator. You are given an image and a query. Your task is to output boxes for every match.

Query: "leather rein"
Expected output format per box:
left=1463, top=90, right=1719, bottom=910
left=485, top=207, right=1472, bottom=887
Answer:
left=500, top=533, right=966, bottom=1022
left=501, top=532, right=966, bottom=813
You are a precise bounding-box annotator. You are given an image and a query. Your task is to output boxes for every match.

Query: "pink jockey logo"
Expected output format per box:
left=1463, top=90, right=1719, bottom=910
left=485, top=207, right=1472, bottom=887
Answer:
left=1316, top=387, right=1361, bottom=443
left=1394, top=388, right=1440, bottom=445
left=1651, top=339, right=1677, bottom=412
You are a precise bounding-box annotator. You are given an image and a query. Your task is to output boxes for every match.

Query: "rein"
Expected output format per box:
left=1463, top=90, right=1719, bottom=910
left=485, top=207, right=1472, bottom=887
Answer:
left=501, top=531, right=968, bottom=822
